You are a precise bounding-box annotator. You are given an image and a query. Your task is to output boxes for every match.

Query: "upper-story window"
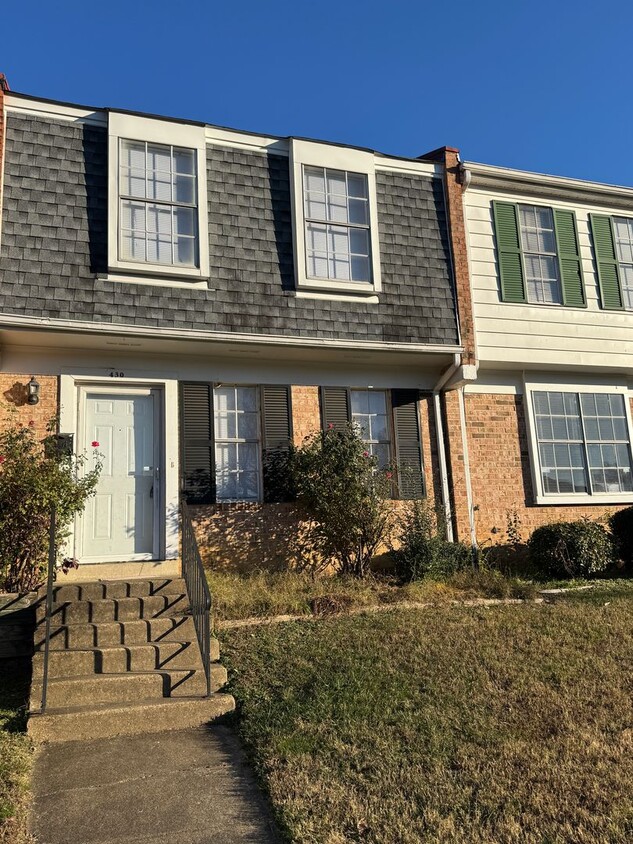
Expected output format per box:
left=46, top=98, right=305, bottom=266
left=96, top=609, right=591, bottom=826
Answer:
left=612, top=217, right=633, bottom=308
left=108, top=112, right=209, bottom=281
left=492, top=200, right=585, bottom=308
left=303, top=167, right=371, bottom=284
left=290, top=139, right=382, bottom=297
left=518, top=205, right=562, bottom=304
left=119, top=140, right=198, bottom=268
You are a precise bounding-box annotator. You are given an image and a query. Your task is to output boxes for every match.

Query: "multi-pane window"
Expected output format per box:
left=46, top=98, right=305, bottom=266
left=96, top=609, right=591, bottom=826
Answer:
left=119, top=139, right=198, bottom=267
left=213, top=386, right=261, bottom=501
left=612, top=217, right=633, bottom=309
left=533, top=391, right=633, bottom=495
left=519, top=205, right=562, bottom=304
left=351, top=390, right=391, bottom=468
left=303, top=166, right=371, bottom=283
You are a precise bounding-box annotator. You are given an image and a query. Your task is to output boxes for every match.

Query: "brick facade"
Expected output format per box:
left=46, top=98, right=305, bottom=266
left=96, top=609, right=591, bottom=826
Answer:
left=192, top=391, right=440, bottom=571
left=456, top=392, right=629, bottom=544
left=0, top=374, right=59, bottom=443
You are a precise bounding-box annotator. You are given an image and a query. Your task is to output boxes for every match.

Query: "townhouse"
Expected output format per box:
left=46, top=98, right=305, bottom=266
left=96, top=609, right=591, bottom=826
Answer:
left=0, top=79, right=475, bottom=575
left=455, top=160, right=633, bottom=544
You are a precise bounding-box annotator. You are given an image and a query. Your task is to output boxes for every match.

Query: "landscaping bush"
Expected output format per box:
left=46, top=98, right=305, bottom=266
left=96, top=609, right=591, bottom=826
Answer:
left=290, top=424, right=393, bottom=578
left=395, top=499, right=472, bottom=581
left=0, top=415, right=101, bottom=593
left=609, top=506, right=633, bottom=571
left=528, top=519, right=613, bottom=579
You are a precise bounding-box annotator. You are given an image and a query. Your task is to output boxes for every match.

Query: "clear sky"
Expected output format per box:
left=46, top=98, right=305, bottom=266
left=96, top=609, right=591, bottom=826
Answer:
left=3, top=0, right=633, bottom=184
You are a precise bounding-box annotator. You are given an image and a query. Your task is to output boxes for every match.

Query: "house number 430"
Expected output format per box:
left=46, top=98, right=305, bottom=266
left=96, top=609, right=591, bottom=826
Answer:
left=109, top=371, right=125, bottom=378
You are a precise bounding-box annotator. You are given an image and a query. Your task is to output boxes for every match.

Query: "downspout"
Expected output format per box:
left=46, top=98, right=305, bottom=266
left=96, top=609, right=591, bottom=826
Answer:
left=457, top=385, right=477, bottom=550
left=432, top=354, right=461, bottom=542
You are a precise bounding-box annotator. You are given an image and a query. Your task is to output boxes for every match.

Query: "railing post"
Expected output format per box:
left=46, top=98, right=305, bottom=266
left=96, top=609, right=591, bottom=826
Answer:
left=40, top=505, right=56, bottom=713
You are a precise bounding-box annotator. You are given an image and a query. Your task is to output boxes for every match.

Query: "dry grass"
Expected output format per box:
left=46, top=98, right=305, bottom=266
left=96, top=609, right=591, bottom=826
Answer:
left=221, top=589, right=633, bottom=843
left=207, top=568, right=549, bottom=622
left=0, top=660, right=34, bottom=844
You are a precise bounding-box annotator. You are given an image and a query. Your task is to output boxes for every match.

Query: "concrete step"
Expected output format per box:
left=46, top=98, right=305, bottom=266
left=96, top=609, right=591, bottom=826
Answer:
left=32, top=641, right=210, bottom=678
left=34, top=616, right=201, bottom=651
left=27, top=693, right=235, bottom=742
left=37, top=578, right=187, bottom=604
left=35, top=593, right=190, bottom=624
left=31, top=663, right=227, bottom=709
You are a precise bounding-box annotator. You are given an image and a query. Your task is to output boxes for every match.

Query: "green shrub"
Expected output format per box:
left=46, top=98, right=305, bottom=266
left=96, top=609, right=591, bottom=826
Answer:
left=395, top=500, right=472, bottom=581
left=609, top=506, right=633, bottom=571
left=527, top=520, right=613, bottom=579
left=0, top=414, right=101, bottom=593
left=290, top=424, right=393, bottom=578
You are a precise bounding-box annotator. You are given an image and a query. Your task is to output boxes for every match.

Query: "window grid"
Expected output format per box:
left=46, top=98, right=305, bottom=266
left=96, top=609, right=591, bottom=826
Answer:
left=533, top=391, right=633, bottom=496
left=519, top=205, right=562, bottom=305
left=303, top=166, right=371, bottom=283
left=350, top=390, right=391, bottom=469
left=213, top=386, right=261, bottom=502
left=119, top=139, right=198, bottom=268
left=613, top=216, right=633, bottom=310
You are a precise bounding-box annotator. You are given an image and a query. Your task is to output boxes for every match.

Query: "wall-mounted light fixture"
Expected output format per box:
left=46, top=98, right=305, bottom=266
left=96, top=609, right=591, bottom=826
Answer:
left=27, top=376, right=40, bottom=405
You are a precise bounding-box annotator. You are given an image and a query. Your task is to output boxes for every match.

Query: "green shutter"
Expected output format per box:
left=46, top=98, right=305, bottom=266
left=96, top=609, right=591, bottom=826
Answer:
left=553, top=209, right=586, bottom=307
left=590, top=214, right=623, bottom=310
left=492, top=201, right=526, bottom=303
left=320, top=387, right=350, bottom=430
left=261, top=385, right=293, bottom=503
left=180, top=382, right=215, bottom=504
left=392, top=389, right=425, bottom=500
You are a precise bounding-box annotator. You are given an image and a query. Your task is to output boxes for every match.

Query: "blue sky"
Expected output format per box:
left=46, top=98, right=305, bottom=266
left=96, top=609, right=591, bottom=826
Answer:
left=4, top=0, right=633, bottom=184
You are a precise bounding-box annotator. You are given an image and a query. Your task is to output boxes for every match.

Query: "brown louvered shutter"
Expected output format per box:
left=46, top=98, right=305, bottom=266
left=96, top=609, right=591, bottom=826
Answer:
left=392, top=389, right=425, bottom=500
left=320, top=387, right=350, bottom=430
left=180, top=382, right=215, bottom=504
left=261, top=385, right=293, bottom=502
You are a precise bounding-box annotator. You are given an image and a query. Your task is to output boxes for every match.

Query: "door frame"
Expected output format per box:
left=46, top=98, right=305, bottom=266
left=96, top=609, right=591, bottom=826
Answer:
left=59, top=375, right=179, bottom=564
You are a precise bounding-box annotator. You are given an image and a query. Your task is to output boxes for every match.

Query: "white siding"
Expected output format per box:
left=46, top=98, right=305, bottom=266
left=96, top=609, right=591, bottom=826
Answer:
left=465, top=187, right=633, bottom=371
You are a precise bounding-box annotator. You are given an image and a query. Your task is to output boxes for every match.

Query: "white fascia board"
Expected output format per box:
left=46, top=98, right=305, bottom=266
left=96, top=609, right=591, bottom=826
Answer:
left=375, top=156, right=442, bottom=178
left=290, top=138, right=382, bottom=296
left=465, top=160, right=633, bottom=208
left=205, top=126, right=289, bottom=155
left=5, top=94, right=106, bottom=126
left=0, top=312, right=463, bottom=356
left=107, top=111, right=209, bottom=280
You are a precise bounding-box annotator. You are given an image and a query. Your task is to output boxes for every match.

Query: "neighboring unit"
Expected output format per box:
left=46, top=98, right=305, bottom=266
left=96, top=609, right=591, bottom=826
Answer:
left=455, top=160, right=633, bottom=542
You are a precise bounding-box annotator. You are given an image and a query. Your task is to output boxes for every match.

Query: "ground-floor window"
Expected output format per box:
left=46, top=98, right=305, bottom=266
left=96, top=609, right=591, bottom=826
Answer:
left=350, top=389, right=391, bottom=469
left=532, top=390, right=633, bottom=496
left=213, top=385, right=261, bottom=501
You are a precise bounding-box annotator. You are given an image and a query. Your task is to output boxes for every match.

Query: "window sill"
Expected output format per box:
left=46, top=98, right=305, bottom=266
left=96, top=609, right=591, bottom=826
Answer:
left=535, top=493, right=633, bottom=506
left=109, top=259, right=208, bottom=281
left=99, top=273, right=211, bottom=291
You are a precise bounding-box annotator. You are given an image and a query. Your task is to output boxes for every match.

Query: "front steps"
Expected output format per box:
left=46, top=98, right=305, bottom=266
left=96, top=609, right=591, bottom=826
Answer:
left=28, top=577, right=234, bottom=742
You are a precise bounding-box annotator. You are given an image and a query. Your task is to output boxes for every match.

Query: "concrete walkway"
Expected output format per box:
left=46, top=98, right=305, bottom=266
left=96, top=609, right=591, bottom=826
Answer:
left=30, top=726, right=280, bottom=844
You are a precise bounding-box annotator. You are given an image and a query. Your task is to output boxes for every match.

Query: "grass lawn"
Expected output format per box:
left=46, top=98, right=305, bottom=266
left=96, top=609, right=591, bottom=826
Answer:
left=0, top=660, right=33, bottom=844
left=221, top=587, right=633, bottom=844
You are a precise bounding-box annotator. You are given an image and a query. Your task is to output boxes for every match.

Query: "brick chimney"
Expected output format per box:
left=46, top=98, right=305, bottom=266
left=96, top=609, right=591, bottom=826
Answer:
left=419, top=146, right=476, bottom=368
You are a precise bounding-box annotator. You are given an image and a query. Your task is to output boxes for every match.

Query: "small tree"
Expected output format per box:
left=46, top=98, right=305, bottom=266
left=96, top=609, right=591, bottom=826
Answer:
left=0, top=417, right=102, bottom=593
left=291, top=424, right=393, bottom=578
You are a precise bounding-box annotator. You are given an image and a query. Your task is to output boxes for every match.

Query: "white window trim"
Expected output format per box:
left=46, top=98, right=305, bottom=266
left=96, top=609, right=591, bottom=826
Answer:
left=108, top=112, right=209, bottom=281
left=213, top=384, right=263, bottom=503
left=523, top=379, right=633, bottom=505
left=290, top=138, right=382, bottom=296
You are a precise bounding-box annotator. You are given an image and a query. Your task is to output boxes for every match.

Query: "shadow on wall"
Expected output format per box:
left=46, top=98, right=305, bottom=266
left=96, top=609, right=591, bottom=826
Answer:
left=191, top=503, right=322, bottom=574
left=3, top=382, right=29, bottom=407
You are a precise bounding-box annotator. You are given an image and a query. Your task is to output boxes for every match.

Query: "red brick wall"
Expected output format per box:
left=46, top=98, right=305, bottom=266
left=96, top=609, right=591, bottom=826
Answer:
left=461, top=392, right=629, bottom=544
left=0, top=375, right=59, bottom=443
left=291, top=385, right=320, bottom=446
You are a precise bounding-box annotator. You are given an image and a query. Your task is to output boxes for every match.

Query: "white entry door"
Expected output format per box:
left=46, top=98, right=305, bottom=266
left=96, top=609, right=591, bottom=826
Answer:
left=79, top=389, right=160, bottom=562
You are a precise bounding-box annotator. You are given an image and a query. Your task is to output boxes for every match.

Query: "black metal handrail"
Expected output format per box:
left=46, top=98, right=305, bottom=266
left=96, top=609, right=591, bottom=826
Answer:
left=181, top=499, right=213, bottom=697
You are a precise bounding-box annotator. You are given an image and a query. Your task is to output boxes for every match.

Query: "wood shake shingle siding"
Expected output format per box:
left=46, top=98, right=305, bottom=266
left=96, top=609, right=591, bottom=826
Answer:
left=0, top=112, right=460, bottom=347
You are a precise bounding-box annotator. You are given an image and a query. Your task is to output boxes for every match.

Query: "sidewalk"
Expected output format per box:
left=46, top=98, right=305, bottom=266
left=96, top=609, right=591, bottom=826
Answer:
left=30, top=725, right=280, bottom=844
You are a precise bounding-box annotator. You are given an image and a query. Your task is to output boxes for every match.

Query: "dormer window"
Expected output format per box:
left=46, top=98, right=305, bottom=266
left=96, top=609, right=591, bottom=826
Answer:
left=119, top=140, right=198, bottom=268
